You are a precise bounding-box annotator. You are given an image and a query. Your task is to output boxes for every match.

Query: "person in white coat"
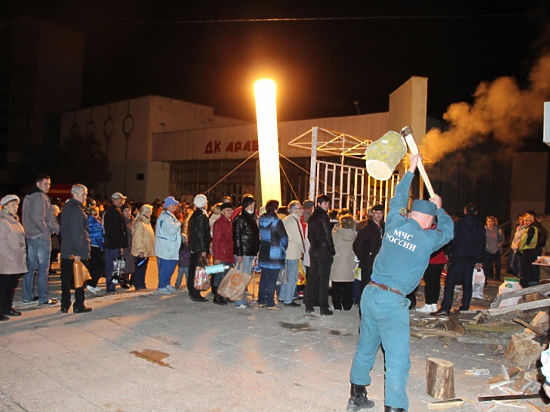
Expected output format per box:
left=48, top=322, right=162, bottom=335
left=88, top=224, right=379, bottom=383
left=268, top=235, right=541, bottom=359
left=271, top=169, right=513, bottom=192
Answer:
left=330, top=214, right=357, bottom=310
left=281, top=201, right=305, bottom=307
left=154, top=196, right=182, bottom=294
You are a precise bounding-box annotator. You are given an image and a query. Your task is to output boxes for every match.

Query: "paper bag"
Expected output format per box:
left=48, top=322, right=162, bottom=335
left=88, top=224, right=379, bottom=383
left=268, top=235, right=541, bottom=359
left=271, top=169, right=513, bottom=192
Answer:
left=73, top=259, right=92, bottom=289
left=218, top=268, right=251, bottom=301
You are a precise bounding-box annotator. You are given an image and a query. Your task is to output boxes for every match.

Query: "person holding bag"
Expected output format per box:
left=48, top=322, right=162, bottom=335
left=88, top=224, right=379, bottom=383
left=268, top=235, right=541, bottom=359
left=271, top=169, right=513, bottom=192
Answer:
left=187, top=194, right=211, bottom=302
left=131, top=204, right=155, bottom=290
left=257, top=200, right=288, bottom=310
left=211, top=203, right=235, bottom=305
left=59, top=184, right=92, bottom=313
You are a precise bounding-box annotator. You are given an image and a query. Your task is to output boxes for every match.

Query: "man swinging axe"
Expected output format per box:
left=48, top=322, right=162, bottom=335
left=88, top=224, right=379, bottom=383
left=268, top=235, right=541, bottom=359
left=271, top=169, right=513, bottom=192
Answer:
left=347, top=153, right=454, bottom=412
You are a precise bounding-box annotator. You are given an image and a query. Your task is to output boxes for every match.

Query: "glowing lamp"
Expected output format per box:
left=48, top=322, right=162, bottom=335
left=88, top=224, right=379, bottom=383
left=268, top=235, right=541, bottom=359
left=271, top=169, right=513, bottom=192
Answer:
left=254, top=79, right=282, bottom=204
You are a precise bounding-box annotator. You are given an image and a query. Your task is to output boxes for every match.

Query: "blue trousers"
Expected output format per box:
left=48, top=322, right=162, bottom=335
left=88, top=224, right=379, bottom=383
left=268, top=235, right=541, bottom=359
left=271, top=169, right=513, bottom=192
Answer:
left=23, top=236, right=52, bottom=303
left=157, top=257, right=177, bottom=289
left=279, top=259, right=299, bottom=304
left=258, top=267, right=280, bottom=307
left=350, top=285, right=411, bottom=410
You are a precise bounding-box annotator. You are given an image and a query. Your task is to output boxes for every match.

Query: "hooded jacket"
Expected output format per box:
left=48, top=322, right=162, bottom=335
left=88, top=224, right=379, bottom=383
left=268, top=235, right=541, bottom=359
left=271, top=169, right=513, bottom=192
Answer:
left=330, top=226, right=357, bottom=282
left=0, top=208, right=27, bottom=274
left=22, top=185, right=59, bottom=239
left=60, top=198, right=90, bottom=260
left=132, top=212, right=155, bottom=257
left=258, top=212, right=288, bottom=269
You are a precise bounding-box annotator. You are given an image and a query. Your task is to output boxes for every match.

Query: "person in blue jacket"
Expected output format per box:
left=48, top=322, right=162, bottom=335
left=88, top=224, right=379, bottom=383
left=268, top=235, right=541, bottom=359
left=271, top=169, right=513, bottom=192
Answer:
left=347, top=154, right=454, bottom=412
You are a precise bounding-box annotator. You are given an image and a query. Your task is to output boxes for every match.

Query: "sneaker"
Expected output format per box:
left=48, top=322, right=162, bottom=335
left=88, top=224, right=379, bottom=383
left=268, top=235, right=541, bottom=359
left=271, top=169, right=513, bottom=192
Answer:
left=166, top=285, right=175, bottom=292
left=39, top=298, right=57, bottom=306
left=416, top=303, right=437, bottom=313
left=112, top=279, right=119, bottom=285
left=93, top=286, right=102, bottom=293
left=87, top=285, right=99, bottom=295
left=235, top=304, right=248, bottom=309
left=157, top=287, right=173, bottom=295
left=267, top=305, right=281, bottom=311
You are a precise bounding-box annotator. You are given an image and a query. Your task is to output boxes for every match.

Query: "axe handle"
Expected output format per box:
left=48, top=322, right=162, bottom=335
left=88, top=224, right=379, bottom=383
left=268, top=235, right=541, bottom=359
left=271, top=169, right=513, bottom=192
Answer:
left=402, top=132, right=436, bottom=199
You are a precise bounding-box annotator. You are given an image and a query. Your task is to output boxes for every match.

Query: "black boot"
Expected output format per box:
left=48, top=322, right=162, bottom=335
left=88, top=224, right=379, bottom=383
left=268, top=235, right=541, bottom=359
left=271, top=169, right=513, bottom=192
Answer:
left=346, top=383, right=375, bottom=411
left=384, top=407, right=405, bottom=412
left=211, top=285, right=227, bottom=305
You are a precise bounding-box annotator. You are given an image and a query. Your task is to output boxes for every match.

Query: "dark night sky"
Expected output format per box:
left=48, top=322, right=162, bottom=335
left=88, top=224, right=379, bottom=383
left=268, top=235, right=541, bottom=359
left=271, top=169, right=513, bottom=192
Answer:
left=4, top=1, right=548, bottom=122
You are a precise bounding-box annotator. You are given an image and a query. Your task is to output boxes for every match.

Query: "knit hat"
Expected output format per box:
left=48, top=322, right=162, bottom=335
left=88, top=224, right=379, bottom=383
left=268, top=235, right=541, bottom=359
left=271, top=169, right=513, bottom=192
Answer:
left=411, top=199, right=437, bottom=217
left=193, top=194, right=207, bottom=209
left=0, top=194, right=20, bottom=206
left=220, top=202, right=233, bottom=211
left=164, top=196, right=179, bottom=208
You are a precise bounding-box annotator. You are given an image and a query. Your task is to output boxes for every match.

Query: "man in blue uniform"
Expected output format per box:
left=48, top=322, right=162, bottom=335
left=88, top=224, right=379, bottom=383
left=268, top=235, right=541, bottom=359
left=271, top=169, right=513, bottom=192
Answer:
left=347, top=154, right=454, bottom=412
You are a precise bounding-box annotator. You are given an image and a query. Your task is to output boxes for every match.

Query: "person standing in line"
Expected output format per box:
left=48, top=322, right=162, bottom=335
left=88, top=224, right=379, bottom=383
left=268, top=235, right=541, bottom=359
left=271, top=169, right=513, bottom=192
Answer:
left=211, top=203, right=235, bottom=305
left=257, top=200, right=288, bottom=310
left=121, top=204, right=135, bottom=288
left=232, top=195, right=260, bottom=309
left=187, top=194, right=211, bottom=302
left=483, top=216, right=504, bottom=281
left=305, top=194, right=336, bottom=316
left=330, top=214, right=357, bottom=311
left=59, top=184, right=92, bottom=313
left=131, top=204, right=155, bottom=290
left=22, top=173, right=59, bottom=305
left=347, top=154, right=453, bottom=412
left=103, top=192, right=128, bottom=292
left=155, top=196, right=182, bottom=294
left=281, top=200, right=305, bottom=307
left=0, top=195, right=26, bottom=321
left=299, top=199, right=315, bottom=300
left=86, top=203, right=105, bottom=294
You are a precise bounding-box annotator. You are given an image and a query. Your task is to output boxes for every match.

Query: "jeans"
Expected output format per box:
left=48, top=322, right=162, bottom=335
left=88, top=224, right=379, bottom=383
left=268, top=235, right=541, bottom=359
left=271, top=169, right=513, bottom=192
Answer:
left=174, top=265, right=188, bottom=289
left=440, top=259, right=476, bottom=311
left=350, top=285, right=411, bottom=410
left=60, top=258, right=86, bottom=310
left=234, top=255, right=254, bottom=306
left=258, top=267, right=280, bottom=307
left=23, top=236, right=52, bottom=303
left=279, top=259, right=299, bottom=304
left=157, top=257, right=177, bottom=289
left=104, top=248, right=120, bottom=292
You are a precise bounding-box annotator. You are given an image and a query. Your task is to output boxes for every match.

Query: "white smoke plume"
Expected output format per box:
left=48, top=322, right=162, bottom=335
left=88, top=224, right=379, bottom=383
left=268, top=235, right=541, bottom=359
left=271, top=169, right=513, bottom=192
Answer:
left=421, top=54, right=550, bottom=163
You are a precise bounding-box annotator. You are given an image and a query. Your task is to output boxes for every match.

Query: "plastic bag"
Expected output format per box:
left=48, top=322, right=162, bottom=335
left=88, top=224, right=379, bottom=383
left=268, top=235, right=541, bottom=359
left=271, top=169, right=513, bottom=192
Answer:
left=193, top=265, right=211, bottom=290
left=471, top=268, right=485, bottom=299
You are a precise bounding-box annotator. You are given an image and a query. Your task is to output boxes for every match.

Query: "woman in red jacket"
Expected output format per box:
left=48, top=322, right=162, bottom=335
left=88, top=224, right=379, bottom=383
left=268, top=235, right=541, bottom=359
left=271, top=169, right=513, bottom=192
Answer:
left=211, top=203, right=235, bottom=305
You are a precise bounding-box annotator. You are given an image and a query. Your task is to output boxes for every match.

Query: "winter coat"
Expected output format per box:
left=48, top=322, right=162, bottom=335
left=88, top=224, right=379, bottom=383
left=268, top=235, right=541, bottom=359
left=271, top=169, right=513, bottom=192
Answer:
left=283, top=213, right=305, bottom=260
left=155, top=209, right=182, bottom=260
left=132, top=213, right=155, bottom=257
left=88, top=215, right=104, bottom=250
left=258, top=212, right=288, bottom=269
left=60, top=198, right=90, bottom=260
left=330, top=226, right=357, bottom=282
left=353, top=220, right=384, bottom=269
left=0, top=208, right=27, bottom=274
left=233, top=210, right=260, bottom=257
left=307, top=206, right=335, bottom=258
left=212, top=215, right=235, bottom=263
left=103, top=205, right=127, bottom=249
left=178, top=236, right=191, bottom=266
left=448, top=213, right=485, bottom=262
left=188, top=208, right=211, bottom=253
left=22, top=186, right=59, bottom=239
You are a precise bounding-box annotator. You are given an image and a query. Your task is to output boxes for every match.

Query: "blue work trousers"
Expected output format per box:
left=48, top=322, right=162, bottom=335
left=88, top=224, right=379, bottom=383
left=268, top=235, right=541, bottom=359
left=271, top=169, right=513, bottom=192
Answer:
left=350, top=285, right=411, bottom=410
left=23, top=236, right=52, bottom=303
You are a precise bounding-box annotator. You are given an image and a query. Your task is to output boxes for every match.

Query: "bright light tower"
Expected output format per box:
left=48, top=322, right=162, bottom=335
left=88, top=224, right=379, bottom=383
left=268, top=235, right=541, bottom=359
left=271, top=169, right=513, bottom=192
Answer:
left=254, top=79, right=282, bottom=204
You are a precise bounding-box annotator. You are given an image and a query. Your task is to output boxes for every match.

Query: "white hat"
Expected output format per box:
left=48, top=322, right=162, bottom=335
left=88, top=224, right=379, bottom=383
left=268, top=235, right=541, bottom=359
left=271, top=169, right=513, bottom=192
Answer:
left=0, top=194, right=20, bottom=206
left=111, top=192, right=127, bottom=200
left=193, top=194, right=207, bottom=209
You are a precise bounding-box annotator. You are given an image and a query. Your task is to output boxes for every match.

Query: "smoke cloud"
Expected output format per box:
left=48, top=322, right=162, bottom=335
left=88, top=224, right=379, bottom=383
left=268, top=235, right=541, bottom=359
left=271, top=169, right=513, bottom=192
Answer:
left=421, top=54, right=550, bottom=163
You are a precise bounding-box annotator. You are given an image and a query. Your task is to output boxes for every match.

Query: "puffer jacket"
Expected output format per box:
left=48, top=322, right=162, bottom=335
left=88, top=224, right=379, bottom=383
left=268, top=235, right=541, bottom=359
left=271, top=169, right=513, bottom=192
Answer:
left=154, top=209, right=182, bottom=260
left=60, top=198, right=90, bottom=260
left=307, top=206, right=335, bottom=258
left=233, top=210, right=260, bottom=257
left=188, top=208, right=210, bottom=253
left=88, top=215, right=104, bottom=250
left=132, top=213, right=155, bottom=257
left=0, top=208, right=27, bottom=274
left=330, top=226, right=357, bottom=282
left=258, top=212, right=288, bottom=269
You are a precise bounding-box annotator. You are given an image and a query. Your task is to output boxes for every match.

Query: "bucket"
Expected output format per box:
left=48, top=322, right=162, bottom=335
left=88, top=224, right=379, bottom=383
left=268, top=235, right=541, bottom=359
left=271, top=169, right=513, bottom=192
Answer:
left=365, top=130, right=407, bottom=180
left=497, top=277, right=522, bottom=307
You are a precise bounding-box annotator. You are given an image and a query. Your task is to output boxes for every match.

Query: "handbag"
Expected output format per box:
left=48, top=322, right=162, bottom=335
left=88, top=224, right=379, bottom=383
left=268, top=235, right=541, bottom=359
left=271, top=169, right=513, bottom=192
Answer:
left=218, top=267, right=252, bottom=301
left=73, top=258, right=91, bottom=289
left=193, top=257, right=211, bottom=291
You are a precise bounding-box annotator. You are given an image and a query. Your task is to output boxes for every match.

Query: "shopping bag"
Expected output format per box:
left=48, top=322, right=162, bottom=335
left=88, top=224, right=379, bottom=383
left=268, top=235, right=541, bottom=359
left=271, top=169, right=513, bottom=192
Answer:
left=276, top=265, right=288, bottom=285
left=218, top=267, right=251, bottom=301
left=73, top=259, right=91, bottom=289
left=471, top=268, right=485, bottom=299
left=193, top=265, right=211, bottom=291
left=297, top=260, right=306, bottom=286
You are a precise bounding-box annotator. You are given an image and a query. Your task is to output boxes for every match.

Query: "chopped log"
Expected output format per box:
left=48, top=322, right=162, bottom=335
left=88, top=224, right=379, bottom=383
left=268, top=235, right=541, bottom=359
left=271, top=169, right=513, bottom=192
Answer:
left=524, top=368, right=541, bottom=382
left=426, top=357, right=455, bottom=400
left=483, top=298, right=550, bottom=317
left=444, top=318, right=465, bottom=336
left=504, top=333, right=543, bottom=368
left=513, top=318, right=546, bottom=335
left=411, top=328, right=460, bottom=339
left=478, top=393, right=541, bottom=401
left=531, top=311, right=549, bottom=328
left=427, top=398, right=464, bottom=410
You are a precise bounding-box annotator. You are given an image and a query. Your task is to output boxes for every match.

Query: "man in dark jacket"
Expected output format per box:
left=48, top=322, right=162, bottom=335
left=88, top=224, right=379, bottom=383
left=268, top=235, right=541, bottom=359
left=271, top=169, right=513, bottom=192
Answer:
left=103, top=192, right=128, bottom=292
left=305, top=194, right=336, bottom=315
left=353, top=204, right=385, bottom=294
left=232, top=195, right=260, bottom=308
left=187, top=194, right=211, bottom=302
left=434, top=203, right=485, bottom=315
left=60, top=184, right=91, bottom=313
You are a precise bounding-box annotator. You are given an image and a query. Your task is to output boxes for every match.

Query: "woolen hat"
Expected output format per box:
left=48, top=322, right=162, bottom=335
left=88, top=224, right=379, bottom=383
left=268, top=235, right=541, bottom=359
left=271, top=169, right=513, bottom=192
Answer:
left=193, top=194, right=207, bottom=208
left=164, top=196, right=179, bottom=208
left=411, top=199, right=437, bottom=217
left=0, top=194, right=20, bottom=206
left=220, top=202, right=233, bottom=211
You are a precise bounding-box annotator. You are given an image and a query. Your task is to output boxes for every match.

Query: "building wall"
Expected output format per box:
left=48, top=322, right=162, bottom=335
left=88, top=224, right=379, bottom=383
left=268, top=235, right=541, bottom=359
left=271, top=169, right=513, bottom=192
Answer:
left=511, top=152, right=548, bottom=219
